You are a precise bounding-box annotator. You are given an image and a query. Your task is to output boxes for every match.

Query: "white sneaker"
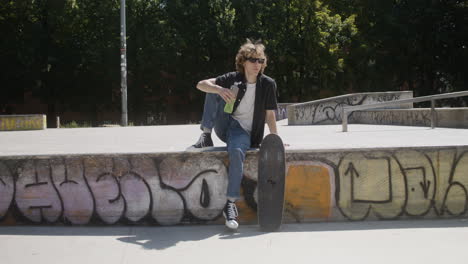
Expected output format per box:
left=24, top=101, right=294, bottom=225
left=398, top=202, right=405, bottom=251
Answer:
left=222, top=200, right=239, bottom=230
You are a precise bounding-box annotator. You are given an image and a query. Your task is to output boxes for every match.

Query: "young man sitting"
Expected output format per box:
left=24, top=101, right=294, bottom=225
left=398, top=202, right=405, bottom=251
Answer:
left=190, top=39, right=278, bottom=230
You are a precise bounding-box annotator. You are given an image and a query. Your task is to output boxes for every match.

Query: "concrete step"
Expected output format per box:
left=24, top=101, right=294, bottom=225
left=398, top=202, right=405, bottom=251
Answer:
left=1, top=122, right=468, bottom=225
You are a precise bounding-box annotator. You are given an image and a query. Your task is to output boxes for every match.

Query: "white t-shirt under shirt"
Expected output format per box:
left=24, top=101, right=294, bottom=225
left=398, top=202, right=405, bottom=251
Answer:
left=233, top=83, right=256, bottom=133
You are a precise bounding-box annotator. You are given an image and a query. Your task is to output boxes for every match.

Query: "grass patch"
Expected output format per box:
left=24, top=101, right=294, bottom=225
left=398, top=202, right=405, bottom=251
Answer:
left=61, top=121, right=134, bottom=128
left=61, top=121, right=92, bottom=128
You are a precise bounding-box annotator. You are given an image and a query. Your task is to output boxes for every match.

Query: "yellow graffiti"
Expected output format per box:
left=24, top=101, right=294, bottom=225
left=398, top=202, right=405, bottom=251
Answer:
left=444, top=151, right=468, bottom=215
left=0, top=116, right=46, bottom=131
left=338, top=152, right=405, bottom=220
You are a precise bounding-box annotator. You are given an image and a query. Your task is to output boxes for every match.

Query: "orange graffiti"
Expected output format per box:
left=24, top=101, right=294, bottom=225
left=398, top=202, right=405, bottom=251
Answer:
left=285, top=165, right=331, bottom=221
left=237, top=188, right=257, bottom=224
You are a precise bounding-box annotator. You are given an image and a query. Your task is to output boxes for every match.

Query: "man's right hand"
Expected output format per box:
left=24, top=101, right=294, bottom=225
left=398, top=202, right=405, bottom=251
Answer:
left=217, top=87, right=236, bottom=103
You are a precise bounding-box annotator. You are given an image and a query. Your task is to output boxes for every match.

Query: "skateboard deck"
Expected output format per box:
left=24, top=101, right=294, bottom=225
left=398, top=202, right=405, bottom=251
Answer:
left=257, top=134, right=286, bottom=232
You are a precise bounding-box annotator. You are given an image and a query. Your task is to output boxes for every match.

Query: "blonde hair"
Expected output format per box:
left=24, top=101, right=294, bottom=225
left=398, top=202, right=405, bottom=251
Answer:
left=235, top=39, right=268, bottom=74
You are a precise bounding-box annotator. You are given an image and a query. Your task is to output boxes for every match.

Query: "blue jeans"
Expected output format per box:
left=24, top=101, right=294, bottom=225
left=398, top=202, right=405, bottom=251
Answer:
left=200, top=93, right=251, bottom=200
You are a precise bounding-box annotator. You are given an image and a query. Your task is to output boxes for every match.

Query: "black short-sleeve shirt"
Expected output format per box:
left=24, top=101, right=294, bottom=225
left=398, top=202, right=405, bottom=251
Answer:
left=215, top=72, right=278, bottom=148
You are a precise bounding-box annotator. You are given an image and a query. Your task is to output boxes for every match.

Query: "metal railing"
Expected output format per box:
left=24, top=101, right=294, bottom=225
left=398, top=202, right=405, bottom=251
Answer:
left=342, top=90, right=468, bottom=132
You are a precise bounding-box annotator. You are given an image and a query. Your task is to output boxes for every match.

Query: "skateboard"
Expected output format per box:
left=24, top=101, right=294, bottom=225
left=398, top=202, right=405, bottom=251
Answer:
left=257, top=134, right=286, bottom=232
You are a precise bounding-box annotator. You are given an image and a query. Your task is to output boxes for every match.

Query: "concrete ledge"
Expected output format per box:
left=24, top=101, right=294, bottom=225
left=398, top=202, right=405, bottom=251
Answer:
left=1, top=145, right=468, bottom=225
left=353, top=108, right=468, bottom=128
left=288, top=91, right=413, bottom=125
left=0, top=115, right=46, bottom=131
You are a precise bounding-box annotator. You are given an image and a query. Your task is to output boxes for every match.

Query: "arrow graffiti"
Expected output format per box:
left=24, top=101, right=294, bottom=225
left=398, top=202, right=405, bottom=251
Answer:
left=420, top=180, right=431, bottom=199
left=345, top=162, right=359, bottom=178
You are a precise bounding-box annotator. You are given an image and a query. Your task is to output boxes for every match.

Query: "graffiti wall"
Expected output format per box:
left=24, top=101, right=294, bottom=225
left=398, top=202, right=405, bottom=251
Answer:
left=1, top=146, right=467, bottom=225
left=0, top=154, right=230, bottom=225
left=0, top=115, right=46, bottom=131
left=275, top=103, right=292, bottom=121
left=288, top=91, right=413, bottom=125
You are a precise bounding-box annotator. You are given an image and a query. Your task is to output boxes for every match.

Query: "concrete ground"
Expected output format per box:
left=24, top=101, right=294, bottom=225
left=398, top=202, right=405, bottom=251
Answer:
left=1, top=120, right=468, bottom=157
left=2, top=122, right=468, bottom=263
left=1, top=219, right=467, bottom=264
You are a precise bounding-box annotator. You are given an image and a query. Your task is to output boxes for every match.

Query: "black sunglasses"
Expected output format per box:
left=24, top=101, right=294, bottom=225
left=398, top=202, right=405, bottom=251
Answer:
left=246, top=57, right=266, bottom=64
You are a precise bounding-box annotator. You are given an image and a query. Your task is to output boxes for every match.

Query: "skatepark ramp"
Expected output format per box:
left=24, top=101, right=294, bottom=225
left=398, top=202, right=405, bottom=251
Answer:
left=287, top=91, right=414, bottom=125
left=342, top=90, right=468, bottom=131
left=287, top=90, right=468, bottom=129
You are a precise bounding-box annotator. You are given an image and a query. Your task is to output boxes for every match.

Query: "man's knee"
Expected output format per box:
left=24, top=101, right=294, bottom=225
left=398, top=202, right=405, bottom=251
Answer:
left=228, top=147, right=246, bottom=161
left=206, top=92, right=221, bottom=102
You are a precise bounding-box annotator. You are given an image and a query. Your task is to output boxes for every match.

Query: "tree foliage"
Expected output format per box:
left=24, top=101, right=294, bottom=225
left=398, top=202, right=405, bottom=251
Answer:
left=1, top=0, right=466, bottom=125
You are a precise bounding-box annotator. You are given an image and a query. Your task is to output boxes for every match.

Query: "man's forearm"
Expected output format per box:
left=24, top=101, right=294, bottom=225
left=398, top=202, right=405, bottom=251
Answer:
left=266, top=110, right=278, bottom=134
left=197, top=78, right=236, bottom=103
left=196, top=78, right=222, bottom=94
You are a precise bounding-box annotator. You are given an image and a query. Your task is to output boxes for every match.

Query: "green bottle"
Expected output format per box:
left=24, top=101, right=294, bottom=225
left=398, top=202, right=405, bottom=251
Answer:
left=224, top=85, right=239, bottom=114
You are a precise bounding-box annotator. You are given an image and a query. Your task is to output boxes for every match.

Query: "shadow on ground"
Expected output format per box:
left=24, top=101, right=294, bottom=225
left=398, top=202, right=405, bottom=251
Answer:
left=1, top=219, right=468, bottom=250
